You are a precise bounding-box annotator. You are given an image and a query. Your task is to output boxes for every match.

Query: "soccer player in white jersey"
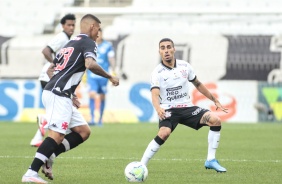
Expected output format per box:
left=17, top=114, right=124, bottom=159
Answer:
left=30, top=14, right=76, bottom=147
left=140, top=38, right=228, bottom=173
left=22, top=14, right=119, bottom=183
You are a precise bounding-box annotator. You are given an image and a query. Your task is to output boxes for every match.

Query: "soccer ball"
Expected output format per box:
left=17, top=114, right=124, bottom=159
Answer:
left=124, top=161, right=148, bottom=182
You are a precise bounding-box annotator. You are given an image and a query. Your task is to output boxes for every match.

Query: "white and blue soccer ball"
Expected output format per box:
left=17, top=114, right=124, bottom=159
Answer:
left=124, top=161, right=148, bottom=182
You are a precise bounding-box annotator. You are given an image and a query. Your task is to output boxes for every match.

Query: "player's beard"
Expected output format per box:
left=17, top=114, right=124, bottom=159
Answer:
left=165, top=58, right=172, bottom=63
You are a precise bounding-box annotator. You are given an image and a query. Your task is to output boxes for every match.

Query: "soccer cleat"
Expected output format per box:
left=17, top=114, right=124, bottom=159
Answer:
left=97, top=121, right=103, bottom=127
left=22, top=173, right=48, bottom=183
left=88, top=122, right=95, bottom=126
left=42, top=159, right=54, bottom=180
left=37, top=114, right=47, bottom=136
left=205, top=159, right=227, bottom=173
left=30, top=139, right=43, bottom=147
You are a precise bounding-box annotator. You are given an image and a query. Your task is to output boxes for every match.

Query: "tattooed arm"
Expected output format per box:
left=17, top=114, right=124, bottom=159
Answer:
left=192, top=77, right=228, bottom=113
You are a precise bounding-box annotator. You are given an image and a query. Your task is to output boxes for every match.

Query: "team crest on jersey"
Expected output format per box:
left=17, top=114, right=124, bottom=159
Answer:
left=180, top=70, right=187, bottom=78
left=61, top=122, right=69, bottom=130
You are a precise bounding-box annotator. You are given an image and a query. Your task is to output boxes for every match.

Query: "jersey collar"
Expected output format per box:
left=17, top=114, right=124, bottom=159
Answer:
left=161, top=59, right=176, bottom=70
left=63, top=31, right=71, bottom=39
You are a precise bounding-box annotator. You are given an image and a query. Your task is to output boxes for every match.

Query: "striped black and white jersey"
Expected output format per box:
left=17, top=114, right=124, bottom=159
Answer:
left=44, top=34, right=97, bottom=98
left=150, top=59, right=196, bottom=110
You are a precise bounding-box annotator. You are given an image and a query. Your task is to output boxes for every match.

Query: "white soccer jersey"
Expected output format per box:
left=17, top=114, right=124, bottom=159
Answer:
left=38, top=32, right=70, bottom=82
left=150, top=59, right=196, bottom=110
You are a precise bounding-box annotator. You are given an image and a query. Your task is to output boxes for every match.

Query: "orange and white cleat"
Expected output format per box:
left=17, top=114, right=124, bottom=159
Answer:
left=37, top=114, right=47, bottom=136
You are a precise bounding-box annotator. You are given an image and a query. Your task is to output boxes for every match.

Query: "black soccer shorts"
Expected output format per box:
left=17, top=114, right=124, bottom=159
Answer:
left=159, top=106, right=209, bottom=132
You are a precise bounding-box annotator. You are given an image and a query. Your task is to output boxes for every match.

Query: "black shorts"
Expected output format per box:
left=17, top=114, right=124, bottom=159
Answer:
left=159, top=106, right=209, bottom=132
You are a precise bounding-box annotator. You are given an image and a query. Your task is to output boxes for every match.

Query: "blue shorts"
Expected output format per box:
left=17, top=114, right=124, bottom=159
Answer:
left=87, top=77, right=108, bottom=94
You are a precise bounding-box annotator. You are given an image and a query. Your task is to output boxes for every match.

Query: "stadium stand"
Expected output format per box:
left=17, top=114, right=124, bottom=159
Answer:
left=0, top=0, right=133, bottom=79
left=0, top=0, right=75, bottom=36
left=222, top=36, right=281, bottom=81
left=0, top=0, right=75, bottom=78
left=1, top=0, right=282, bottom=81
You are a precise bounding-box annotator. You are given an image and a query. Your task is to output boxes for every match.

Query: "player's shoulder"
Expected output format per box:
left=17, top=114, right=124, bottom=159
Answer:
left=176, top=59, right=192, bottom=68
left=102, top=39, right=111, bottom=44
left=53, top=32, right=69, bottom=41
left=152, top=63, right=166, bottom=74
left=72, top=34, right=95, bottom=45
left=101, top=40, right=113, bottom=48
left=48, top=32, right=68, bottom=44
left=176, top=59, right=189, bottom=65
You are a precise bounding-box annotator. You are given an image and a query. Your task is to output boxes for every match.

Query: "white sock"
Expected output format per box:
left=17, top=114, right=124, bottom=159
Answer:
left=25, top=168, right=37, bottom=176
left=32, top=129, right=43, bottom=140
left=140, top=139, right=161, bottom=166
left=207, top=130, right=220, bottom=161
left=49, top=153, right=56, bottom=161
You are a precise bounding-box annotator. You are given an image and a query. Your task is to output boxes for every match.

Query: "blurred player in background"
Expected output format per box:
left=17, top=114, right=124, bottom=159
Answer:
left=30, top=13, right=76, bottom=147
left=22, top=14, right=119, bottom=183
left=140, top=38, right=228, bottom=173
left=87, top=28, right=116, bottom=126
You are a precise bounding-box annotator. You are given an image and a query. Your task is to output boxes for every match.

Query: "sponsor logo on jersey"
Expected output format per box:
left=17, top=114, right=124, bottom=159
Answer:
left=166, top=86, right=187, bottom=101
left=158, top=68, right=165, bottom=73
left=178, top=63, right=187, bottom=67
left=166, top=86, right=182, bottom=91
left=168, top=104, right=188, bottom=108
left=167, top=92, right=187, bottom=101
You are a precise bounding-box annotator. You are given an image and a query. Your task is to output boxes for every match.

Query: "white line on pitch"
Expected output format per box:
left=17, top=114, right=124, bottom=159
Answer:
left=0, top=155, right=281, bottom=163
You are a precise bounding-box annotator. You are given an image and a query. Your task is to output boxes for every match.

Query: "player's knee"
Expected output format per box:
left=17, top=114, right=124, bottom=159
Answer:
left=73, top=125, right=91, bottom=141
left=158, top=127, right=171, bottom=141
left=89, top=92, right=97, bottom=99
left=48, top=130, right=65, bottom=144
left=210, top=115, right=221, bottom=126
left=81, top=127, right=91, bottom=141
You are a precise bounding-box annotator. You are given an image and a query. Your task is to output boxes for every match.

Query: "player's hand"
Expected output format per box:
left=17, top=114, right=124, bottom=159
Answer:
left=157, top=108, right=166, bottom=120
left=215, top=101, right=228, bottom=113
left=109, top=75, right=119, bottom=86
left=72, top=96, right=81, bottom=109
left=111, top=71, right=117, bottom=77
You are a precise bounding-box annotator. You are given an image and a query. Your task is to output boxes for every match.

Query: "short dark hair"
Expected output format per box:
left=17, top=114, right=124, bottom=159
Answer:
left=81, top=14, right=101, bottom=24
left=159, top=38, right=174, bottom=47
left=60, top=13, right=76, bottom=25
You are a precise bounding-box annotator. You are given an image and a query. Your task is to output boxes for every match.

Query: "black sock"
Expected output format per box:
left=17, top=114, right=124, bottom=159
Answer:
left=210, top=126, right=221, bottom=131
left=30, top=137, right=58, bottom=172
left=154, top=135, right=165, bottom=145
left=54, top=132, right=83, bottom=157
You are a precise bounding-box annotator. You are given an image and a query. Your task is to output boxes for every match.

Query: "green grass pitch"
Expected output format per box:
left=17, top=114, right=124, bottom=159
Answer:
left=0, top=122, right=281, bottom=184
